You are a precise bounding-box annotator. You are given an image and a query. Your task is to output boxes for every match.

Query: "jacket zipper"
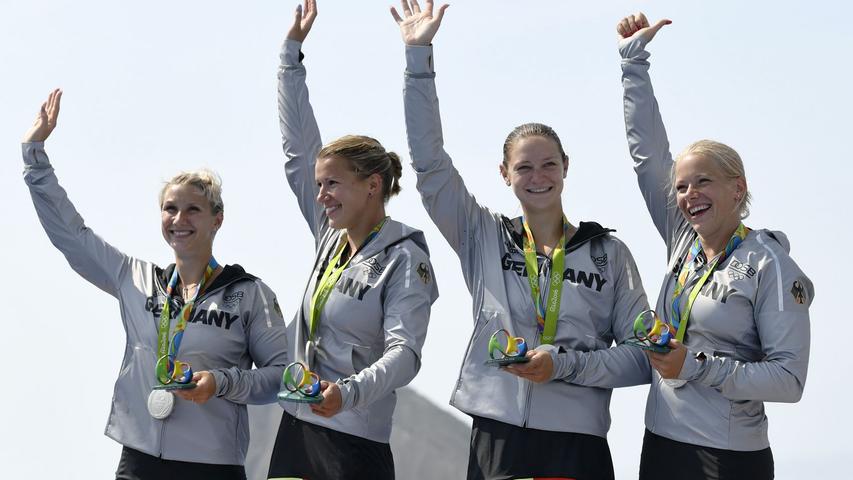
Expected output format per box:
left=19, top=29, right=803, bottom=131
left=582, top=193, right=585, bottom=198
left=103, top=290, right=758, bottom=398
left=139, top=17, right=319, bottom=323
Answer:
left=522, top=254, right=552, bottom=427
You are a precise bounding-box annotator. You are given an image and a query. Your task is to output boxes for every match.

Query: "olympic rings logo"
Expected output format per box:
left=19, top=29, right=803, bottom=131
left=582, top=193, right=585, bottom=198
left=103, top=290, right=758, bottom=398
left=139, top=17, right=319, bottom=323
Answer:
left=283, top=361, right=322, bottom=397
left=632, top=309, right=673, bottom=347
left=488, top=329, right=528, bottom=360
left=156, top=354, right=193, bottom=385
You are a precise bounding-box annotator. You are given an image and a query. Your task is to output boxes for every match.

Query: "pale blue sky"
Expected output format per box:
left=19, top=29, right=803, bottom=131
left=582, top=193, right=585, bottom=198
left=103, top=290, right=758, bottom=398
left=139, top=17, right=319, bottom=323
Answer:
left=2, top=1, right=848, bottom=478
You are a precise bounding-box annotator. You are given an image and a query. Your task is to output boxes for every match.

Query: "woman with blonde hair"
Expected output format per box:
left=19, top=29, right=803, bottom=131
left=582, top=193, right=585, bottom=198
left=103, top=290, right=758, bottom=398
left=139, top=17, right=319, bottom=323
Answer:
left=22, top=89, right=289, bottom=479
left=266, top=1, right=437, bottom=478
left=618, top=12, right=813, bottom=479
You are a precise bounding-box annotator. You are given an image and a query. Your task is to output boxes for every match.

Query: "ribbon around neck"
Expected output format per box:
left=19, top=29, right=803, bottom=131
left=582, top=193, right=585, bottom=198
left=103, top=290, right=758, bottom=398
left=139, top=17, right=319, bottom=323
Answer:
left=155, top=258, right=219, bottom=385
left=671, top=223, right=749, bottom=341
left=521, top=216, right=570, bottom=345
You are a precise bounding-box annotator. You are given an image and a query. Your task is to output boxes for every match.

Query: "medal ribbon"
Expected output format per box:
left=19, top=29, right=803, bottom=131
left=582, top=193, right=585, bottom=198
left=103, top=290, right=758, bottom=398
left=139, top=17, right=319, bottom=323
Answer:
left=309, top=218, right=387, bottom=341
left=670, top=223, right=749, bottom=341
left=155, top=257, right=219, bottom=384
left=521, top=216, right=569, bottom=345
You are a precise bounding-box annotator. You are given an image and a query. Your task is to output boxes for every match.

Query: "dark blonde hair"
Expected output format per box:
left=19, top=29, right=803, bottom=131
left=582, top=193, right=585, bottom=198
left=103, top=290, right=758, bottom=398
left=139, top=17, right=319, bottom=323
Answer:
left=318, top=135, right=402, bottom=202
left=159, top=169, right=224, bottom=215
left=502, top=123, right=569, bottom=166
left=673, top=139, right=751, bottom=219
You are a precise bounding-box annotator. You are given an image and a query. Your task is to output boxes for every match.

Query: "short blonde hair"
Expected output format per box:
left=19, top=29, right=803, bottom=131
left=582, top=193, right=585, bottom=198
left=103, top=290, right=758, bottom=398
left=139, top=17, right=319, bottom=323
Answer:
left=672, top=139, right=751, bottom=219
left=318, top=135, right=402, bottom=202
left=159, top=169, right=224, bottom=214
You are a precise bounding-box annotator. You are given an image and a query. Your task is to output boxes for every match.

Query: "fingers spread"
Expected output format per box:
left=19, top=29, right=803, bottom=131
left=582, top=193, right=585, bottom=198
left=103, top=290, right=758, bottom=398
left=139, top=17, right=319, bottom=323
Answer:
left=401, top=0, right=412, bottom=16
left=411, top=0, right=422, bottom=14
left=390, top=6, right=403, bottom=23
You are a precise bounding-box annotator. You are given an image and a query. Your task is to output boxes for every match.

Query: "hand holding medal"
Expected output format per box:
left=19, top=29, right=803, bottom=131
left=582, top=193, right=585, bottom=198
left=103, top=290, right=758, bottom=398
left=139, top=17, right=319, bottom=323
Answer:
left=485, top=329, right=530, bottom=366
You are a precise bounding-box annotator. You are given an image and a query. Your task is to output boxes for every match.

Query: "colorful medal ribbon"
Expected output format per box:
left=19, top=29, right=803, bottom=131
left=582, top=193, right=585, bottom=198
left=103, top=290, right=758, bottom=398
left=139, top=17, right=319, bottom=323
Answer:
left=670, top=223, right=749, bottom=341
left=309, top=218, right=387, bottom=342
left=522, top=216, right=569, bottom=345
left=155, top=258, right=219, bottom=385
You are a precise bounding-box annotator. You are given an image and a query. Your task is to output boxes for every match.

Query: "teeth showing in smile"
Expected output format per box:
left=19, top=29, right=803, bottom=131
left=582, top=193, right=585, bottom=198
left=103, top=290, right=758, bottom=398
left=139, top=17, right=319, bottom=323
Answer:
left=688, top=204, right=710, bottom=215
left=325, top=205, right=341, bottom=215
left=527, top=187, right=551, bottom=193
left=171, top=230, right=193, bottom=238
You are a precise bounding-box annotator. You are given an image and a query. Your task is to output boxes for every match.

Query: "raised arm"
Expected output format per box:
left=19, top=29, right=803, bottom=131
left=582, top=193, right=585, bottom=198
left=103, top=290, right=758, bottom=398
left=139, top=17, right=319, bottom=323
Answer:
left=22, top=90, right=131, bottom=297
left=394, top=2, right=494, bottom=286
left=278, top=0, right=326, bottom=239
left=618, top=13, right=683, bottom=247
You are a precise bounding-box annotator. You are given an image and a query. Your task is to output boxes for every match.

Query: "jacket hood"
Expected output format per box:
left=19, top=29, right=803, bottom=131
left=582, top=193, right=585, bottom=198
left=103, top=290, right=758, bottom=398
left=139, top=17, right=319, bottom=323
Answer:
left=502, top=216, right=615, bottom=253
left=350, top=218, right=430, bottom=263
left=760, top=229, right=791, bottom=253
left=157, top=263, right=257, bottom=294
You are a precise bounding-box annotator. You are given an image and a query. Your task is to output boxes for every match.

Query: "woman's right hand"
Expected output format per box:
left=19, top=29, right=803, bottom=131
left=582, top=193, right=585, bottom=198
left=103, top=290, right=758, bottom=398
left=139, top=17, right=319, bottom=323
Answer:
left=23, top=88, right=62, bottom=143
left=286, top=0, right=317, bottom=43
left=390, top=0, right=449, bottom=46
left=616, top=12, right=671, bottom=44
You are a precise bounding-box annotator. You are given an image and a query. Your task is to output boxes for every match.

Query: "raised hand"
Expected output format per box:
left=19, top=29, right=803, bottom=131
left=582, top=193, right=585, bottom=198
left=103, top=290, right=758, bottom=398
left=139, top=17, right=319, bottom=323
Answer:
left=287, top=0, right=318, bottom=43
left=23, top=88, right=62, bottom=143
left=390, top=0, right=449, bottom=46
left=616, top=12, right=671, bottom=44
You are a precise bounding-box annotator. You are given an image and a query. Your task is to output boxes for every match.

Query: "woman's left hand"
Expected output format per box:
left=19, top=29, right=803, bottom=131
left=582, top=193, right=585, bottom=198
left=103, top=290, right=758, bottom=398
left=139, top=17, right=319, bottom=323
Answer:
left=648, top=339, right=688, bottom=379
left=310, top=380, right=343, bottom=417
left=174, top=371, right=217, bottom=404
left=504, top=349, right=554, bottom=383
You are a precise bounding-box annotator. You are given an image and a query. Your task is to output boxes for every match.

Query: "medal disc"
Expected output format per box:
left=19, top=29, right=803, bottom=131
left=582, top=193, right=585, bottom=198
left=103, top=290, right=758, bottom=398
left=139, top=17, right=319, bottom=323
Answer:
left=147, top=389, right=175, bottom=419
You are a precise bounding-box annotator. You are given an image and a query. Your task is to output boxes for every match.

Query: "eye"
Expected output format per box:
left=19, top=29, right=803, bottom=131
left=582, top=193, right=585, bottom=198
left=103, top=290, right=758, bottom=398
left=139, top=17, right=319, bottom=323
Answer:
left=516, top=165, right=531, bottom=172
left=188, top=205, right=201, bottom=212
left=675, top=184, right=687, bottom=193
left=699, top=178, right=711, bottom=184
left=163, top=204, right=177, bottom=213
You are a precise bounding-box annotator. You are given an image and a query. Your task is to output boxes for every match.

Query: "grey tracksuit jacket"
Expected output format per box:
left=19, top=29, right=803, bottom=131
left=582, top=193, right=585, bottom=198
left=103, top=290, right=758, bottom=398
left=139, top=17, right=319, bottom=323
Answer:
left=403, top=45, right=651, bottom=438
left=277, top=40, right=438, bottom=444
left=620, top=35, right=813, bottom=451
left=22, top=143, right=289, bottom=465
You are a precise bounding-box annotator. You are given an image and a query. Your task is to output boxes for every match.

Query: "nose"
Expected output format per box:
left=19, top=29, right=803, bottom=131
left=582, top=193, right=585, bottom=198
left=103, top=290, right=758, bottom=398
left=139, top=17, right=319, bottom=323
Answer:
left=316, top=184, right=329, bottom=203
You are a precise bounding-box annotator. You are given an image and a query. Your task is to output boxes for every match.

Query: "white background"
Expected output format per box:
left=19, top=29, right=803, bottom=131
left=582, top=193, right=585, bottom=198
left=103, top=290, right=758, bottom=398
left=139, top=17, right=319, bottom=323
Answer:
left=1, top=1, right=848, bottom=478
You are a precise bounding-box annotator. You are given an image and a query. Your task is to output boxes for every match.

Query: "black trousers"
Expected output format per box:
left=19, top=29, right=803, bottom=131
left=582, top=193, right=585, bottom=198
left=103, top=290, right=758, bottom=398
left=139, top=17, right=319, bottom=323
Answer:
left=115, top=446, right=246, bottom=480
left=267, top=410, right=394, bottom=480
left=467, top=415, right=614, bottom=480
left=640, top=429, right=774, bottom=480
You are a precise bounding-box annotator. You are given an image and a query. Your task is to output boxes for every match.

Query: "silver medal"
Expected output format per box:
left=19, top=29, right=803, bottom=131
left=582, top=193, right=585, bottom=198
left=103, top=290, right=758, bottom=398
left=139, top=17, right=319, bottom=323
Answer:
left=147, top=389, right=175, bottom=419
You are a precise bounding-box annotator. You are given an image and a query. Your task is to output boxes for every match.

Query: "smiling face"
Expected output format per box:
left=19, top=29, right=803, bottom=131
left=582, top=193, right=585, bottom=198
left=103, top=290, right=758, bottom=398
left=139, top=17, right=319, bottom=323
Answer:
left=674, top=152, right=746, bottom=242
left=315, top=155, right=380, bottom=231
left=160, top=183, right=223, bottom=258
left=500, top=135, right=568, bottom=214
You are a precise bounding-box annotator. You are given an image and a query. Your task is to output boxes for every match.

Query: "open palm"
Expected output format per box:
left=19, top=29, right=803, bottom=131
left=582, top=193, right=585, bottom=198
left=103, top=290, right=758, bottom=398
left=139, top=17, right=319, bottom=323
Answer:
left=287, top=0, right=317, bottom=43
left=391, top=0, right=448, bottom=46
left=23, top=88, right=62, bottom=143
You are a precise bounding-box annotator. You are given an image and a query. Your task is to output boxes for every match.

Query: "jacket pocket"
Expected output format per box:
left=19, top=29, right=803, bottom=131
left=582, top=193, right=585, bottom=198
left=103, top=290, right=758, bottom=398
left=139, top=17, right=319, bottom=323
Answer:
left=347, top=342, right=373, bottom=374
